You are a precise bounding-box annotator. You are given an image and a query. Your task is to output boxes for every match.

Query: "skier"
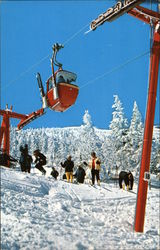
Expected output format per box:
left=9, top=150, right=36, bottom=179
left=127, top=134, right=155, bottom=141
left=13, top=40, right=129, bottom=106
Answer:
left=33, top=149, right=47, bottom=175
left=24, top=144, right=33, bottom=173
left=74, top=163, right=86, bottom=184
left=119, top=171, right=134, bottom=190
left=50, top=167, right=59, bottom=180
left=19, top=146, right=26, bottom=172
left=88, top=152, right=101, bottom=186
left=61, top=155, right=74, bottom=183
left=19, top=145, right=33, bottom=173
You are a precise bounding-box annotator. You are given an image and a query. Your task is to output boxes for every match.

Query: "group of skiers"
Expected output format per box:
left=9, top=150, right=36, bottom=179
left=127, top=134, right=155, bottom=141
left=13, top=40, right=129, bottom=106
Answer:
left=53, top=151, right=134, bottom=189
left=19, top=145, right=47, bottom=175
left=61, top=151, right=101, bottom=185
left=18, top=147, right=102, bottom=185
left=0, top=146, right=134, bottom=189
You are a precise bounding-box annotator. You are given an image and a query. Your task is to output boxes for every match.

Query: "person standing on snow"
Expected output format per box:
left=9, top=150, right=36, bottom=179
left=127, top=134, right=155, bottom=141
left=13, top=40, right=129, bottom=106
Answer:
left=74, top=163, right=86, bottom=184
left=19, top=146, right=26, bottom=172
left=19, top=145, right=33, bottom=173
left=24, top=144, right=33, bottom=173
left=88, top=152, right=101, bottom=186
left=33, top=149, right=47, bottom=175
left=61, top=155, right=74, bottom=183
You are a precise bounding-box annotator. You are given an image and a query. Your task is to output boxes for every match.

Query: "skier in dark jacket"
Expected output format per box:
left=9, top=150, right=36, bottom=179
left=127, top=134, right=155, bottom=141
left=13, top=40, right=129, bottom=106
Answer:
left=33, top=149, right=46, bottom=175
left=19, top=145, right=33, bottom=173
left=74, top=164, right=86, bottom=184
left=24, top=144, right=33, bottom=173
left=61, top=155, right=74, bottom=183
left=119, top=171, right=134, bottom=190
left=50, top=167, right=59, bottom=180
left=19, top=146, right=26, bottom=172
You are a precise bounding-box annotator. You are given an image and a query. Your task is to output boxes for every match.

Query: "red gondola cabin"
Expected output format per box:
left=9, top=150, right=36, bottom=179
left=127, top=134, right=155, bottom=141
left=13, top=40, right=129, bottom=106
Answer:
left=46, top=70, right=79, bottom=112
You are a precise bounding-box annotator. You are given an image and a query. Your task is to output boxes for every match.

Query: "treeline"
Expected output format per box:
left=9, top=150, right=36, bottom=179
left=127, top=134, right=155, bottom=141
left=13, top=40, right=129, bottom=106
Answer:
left=10, top=95, right=160, bottom=174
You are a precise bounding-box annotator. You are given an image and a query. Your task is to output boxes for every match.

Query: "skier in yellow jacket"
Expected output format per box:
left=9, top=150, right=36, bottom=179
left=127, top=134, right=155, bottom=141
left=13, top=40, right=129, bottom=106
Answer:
left=88, top=152, right=101, bottom=186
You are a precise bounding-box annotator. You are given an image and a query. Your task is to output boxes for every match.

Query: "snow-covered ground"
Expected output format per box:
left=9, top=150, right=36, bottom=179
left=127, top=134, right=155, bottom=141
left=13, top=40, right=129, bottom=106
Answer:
left=1, top=166, right=160, bottom=250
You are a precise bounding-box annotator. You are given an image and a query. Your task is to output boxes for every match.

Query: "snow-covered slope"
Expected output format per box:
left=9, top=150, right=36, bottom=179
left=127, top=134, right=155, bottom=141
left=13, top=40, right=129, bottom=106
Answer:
left=1, top=166, right=159, bottom=250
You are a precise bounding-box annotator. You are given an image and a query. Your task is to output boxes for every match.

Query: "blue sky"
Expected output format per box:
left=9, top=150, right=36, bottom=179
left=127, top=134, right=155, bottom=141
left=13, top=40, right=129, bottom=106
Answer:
left=1, top=1, right=159, bottom=129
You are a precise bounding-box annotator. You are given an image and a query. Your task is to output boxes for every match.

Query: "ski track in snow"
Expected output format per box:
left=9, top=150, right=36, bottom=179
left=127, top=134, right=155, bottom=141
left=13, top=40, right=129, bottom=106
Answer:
left=1, top=167, right=160, bottom=250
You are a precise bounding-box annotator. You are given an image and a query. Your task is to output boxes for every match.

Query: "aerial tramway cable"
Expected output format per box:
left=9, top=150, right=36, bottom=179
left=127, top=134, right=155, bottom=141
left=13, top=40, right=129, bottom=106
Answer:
left=4, top=49, right=150, bottom=93
left=3, top=5, right=154, bottom=91
left=3, top=22, right=90, bottom=90
left=4, top=54, right=50, bottom=89
left=80, top=50, right=150, bottom=89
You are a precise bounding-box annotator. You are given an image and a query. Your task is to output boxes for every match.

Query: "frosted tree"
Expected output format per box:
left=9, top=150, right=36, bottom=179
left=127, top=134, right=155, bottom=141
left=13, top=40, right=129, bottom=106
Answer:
left=109, top=95, right=128, bottom=134
left=53, top=130, right=73, bottom=166
left=109, top=95, right=129, bottom=170
left=128, top=101, right=144, bottom=170
left=150, top=137, right=160, bottom=173
left=10, top=127, right=20, bottom=158
left=101, top=135, right=113, bottom=170
left=47, top=129, right=55, bottom=165
left=76, top=110, right=102, bottom=164
left=30, top=129, right=40, bottom=152
left=83, top=110, right=92, bottom=127
left=129, top=101, right=143, bottom=149
left=25, top=128, right=34, bottom=155
left=50, top=131, right=61, bottom=165
left=41, top=130, right=48, bottom=155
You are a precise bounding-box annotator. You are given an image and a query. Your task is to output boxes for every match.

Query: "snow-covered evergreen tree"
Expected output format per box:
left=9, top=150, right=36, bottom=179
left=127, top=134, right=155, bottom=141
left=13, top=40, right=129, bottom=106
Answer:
left=41, top=130, right=48, bottom=155
left=127, top=101, right=144, bottom=170
left=10, top=127, right=19, bottom=158
left=150, top=137, right=160, bottom=174
left=83, top=110, right=92, bottom=127
left=74, top=110, right=102, bottom=164
left=109, top=95, right=129, bottom=170
left=109, top=95, right=128, bottom=132
left=129, top=102, right=143, bottom=149
left=101, top=135, right=113, bottom=170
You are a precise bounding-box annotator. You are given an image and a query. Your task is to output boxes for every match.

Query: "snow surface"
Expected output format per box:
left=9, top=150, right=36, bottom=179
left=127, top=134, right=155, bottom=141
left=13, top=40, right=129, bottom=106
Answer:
left=1, top=166, right=160, bottom=250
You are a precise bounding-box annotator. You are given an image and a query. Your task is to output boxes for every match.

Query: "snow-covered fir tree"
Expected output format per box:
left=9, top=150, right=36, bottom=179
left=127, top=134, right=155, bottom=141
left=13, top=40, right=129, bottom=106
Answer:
left=150, top=137, right=160, bottom=174
left=101, top=135, right=113, bottom=170
left=10, top=127, right=20, bottom=158
left=127, top=101, right=144, bottom=171
left=83, top=110, right=92, bottom=127
left=128, top=101, right=144, bottom=149
left=76, top=110, right=102, bottom=164
left=109, top=95, right=129, bottom=170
